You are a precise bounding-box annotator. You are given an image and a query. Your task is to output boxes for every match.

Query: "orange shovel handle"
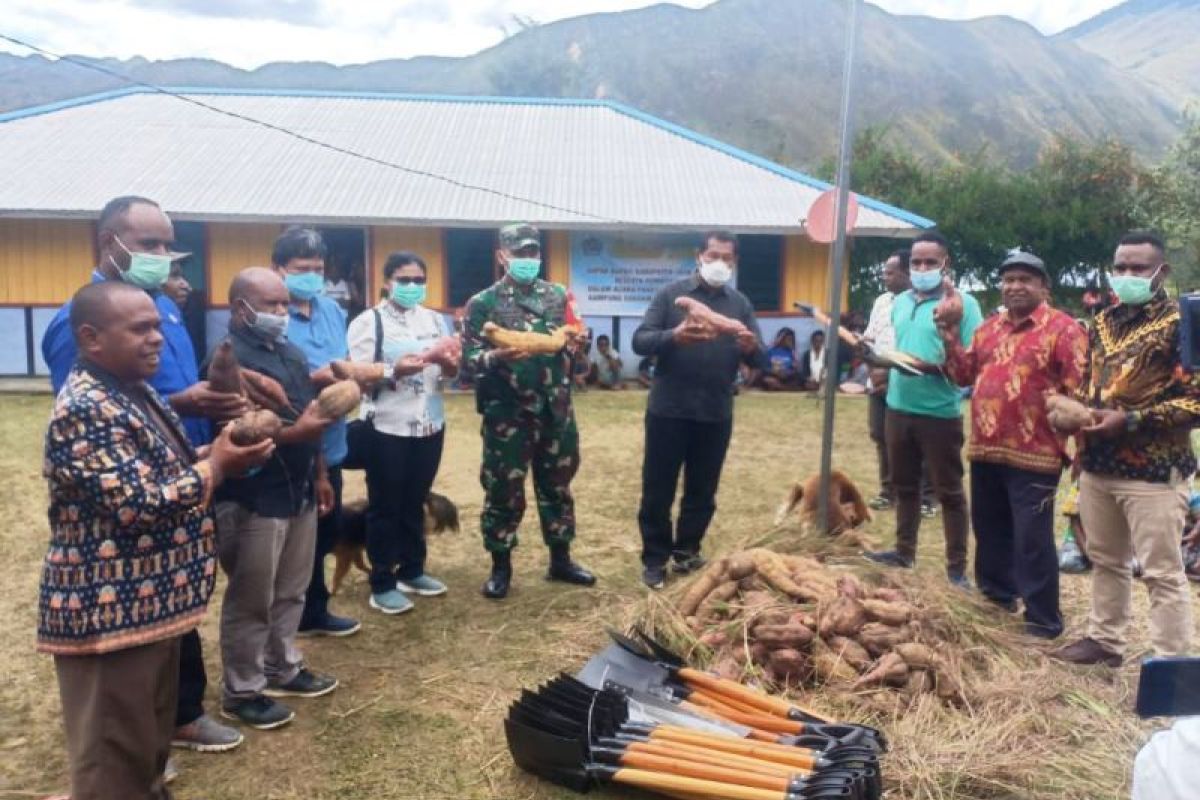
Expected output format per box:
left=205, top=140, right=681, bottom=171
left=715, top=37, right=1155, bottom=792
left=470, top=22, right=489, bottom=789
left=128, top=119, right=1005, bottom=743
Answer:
left=613, top=767, right=787, bottom=800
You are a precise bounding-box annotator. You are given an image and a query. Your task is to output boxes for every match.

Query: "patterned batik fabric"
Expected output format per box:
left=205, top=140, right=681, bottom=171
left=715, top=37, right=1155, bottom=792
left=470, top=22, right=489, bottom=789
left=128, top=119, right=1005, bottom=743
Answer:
left=1078, top=293, right=1200, bottom=483
left=944, top=303, right=1087, bottom=474
left=38, top=364, right=215, bottom=656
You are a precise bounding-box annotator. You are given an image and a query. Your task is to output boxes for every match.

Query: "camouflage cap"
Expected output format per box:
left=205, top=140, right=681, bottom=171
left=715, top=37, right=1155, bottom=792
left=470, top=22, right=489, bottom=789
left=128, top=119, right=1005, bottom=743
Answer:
left=499, top=223, right=541, bottom=251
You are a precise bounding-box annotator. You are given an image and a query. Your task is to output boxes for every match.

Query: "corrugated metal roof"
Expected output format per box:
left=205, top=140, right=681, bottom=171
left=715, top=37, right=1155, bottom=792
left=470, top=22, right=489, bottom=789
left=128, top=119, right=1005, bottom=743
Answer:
left=0, top=87, right=932, bottom=236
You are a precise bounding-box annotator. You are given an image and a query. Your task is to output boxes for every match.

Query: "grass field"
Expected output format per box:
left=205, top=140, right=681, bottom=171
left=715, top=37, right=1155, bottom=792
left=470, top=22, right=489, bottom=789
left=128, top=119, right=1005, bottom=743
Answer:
left=0, top=390, right=1195, bottom=800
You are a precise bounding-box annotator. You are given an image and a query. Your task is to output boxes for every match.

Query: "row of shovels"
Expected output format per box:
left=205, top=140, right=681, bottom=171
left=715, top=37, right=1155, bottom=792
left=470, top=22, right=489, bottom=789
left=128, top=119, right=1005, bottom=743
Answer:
left=505, top=629, right=884, bottom=800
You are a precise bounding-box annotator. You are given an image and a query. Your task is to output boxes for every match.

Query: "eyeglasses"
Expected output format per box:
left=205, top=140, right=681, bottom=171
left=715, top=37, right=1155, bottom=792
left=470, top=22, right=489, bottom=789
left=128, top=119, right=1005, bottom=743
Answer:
left=393, top=276, right=427, bottom=285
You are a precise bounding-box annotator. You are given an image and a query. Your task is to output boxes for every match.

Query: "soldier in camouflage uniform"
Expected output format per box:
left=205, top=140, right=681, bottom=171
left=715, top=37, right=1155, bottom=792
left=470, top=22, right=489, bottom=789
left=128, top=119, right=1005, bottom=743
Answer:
left=463, top=223, right=597, bottom=599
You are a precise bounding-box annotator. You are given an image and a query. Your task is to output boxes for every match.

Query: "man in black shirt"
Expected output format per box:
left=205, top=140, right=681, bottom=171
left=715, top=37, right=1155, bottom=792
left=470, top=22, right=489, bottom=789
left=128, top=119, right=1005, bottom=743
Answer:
left=211, top=267, right=337, bottom=730
left=632, top=231, right=766, bottom=589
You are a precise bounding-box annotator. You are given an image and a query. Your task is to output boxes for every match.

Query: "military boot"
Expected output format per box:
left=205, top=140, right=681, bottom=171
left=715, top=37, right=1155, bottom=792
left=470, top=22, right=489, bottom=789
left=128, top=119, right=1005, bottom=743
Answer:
left=482, top=551, right=513, bottom=599
left=547, top=545, right=596, bottom=586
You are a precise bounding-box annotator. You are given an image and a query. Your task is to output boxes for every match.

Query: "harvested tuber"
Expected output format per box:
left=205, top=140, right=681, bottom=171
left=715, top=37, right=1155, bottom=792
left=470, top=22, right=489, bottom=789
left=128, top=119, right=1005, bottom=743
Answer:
left=836, top=574, right=864, bottom=600
left=854, top=652, right=909, bottom=689
left=417, top=335, right=463, bottom=366
left=228, top=409, right=282, bottom=446
left=241, top=369, right=291, bottom=413
left=678, top=559, right=729, bottom=617
left=894, top=642, right=942, bottom=670
left=711, top=655, right=743, bottom=682
left=674, top=296, right=749, bottom=337
left=316, top=380, right=363, bottom=420
left=753, top=622, right=814, bottom=650
left=725, top=553, right=757, bottom=581
left=751, top=550, right=810, bottom=598
left=767, top=649, right=809, bottom=683
left=697, top=630, right=729, bottom=649
left=905, top=669, right=934, bottom=695
left=870, top=587, right=906, bottom=604
left=331, top=359, right=387, bottom=387
left=208, top=341, right=243, bottom=395
left=825, top=636, right=872, bottom=672
left=818, top=596, right=867, bottom=638
left=1046, top=393, right=1092, bottom=433
left=861, top=599, right=916, bottom=626
left=695, top=580, right=739, bottom=623
left=482, top=321, right=581, bottom=354
left=858, top=622, right=913, bottom=657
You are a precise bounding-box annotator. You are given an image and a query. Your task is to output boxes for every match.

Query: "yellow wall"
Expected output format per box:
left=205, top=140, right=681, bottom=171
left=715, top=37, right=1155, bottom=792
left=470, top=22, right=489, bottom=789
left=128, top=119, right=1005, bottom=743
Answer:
left=207, top=222, right=283, bottom=306
left=369, top=226, right=446, bottom=308
left=0, top=219, right=95, bottom=305
left=546, top=230, right=570, bottom=287
left=782, top=235, right=846, bottom=311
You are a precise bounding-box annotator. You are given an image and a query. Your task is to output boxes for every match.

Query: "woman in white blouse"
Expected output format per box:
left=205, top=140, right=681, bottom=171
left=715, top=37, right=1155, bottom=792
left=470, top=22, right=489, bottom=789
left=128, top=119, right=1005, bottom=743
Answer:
left=347, top=252, right=457, bottom=616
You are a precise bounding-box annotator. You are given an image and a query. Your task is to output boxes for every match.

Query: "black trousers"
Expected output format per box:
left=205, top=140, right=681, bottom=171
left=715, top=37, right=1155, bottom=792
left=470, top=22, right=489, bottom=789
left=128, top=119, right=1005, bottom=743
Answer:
left=300, top=466, right=342, bottom=627
left=638, top=413, right=733, bottom=568
left=174, top=628, right=205, bottom=727
left=365, top=428, right=445, bottom=592
left=869, top=394, right=934, bottom=504
left=970, top=461, right=1063, bottom=638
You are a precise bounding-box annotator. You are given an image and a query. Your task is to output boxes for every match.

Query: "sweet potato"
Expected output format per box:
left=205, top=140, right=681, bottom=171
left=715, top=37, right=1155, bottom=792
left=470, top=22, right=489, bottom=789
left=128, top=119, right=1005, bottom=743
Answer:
left=857, top=622, right=912, bottom=657
left=678, top=560, right=729, bottom=617
left=854, top=652, right=909, bottom=689
left=696, top=580, right=739, bottom=623
left=228, top=409, right=282, bottom=446
left=330, top=359, right=387, bottom=387
left=836, top=574, right=864, bottom=600
left=748, top=609, right=792, bottom=630
left=894, top=642, right=942, bottom=670
left=208, top=340, right=243, bottom=395
left=751, top=550, right=809, bottom=598
left=712, top=655, right=743, bottom=682
left=825, top=636, right=872, bottom=672
left=725, top=553, right=757, bottom=581
left=790, top=611, right=818, bottom=630
left=905, top=669, right=934, bottom=695
left=753, top=622, right=814, bottom=650
left=861, top=599, right=916, bottom=626
left=481, top=321, right=581, bottom=354
left=417, top=335, right=463, bottom=366
left=240, top=369, right=291, bottom=413
left=767, top=648, right=809, bottom=683
left=748, top=642, right=769, bottom=666
left=315, top=380, right=362, bottom=420
left=674, top=296, right=749, bottom=337
left=818, top=596, right=867, bottom=638
left=812, top=643, right=859, bottom=684
left=870, top=587, right=906, bottom=603
left=1046, top=393, right=1092, bottom=433
left=697, top=630, right=728, bottom=649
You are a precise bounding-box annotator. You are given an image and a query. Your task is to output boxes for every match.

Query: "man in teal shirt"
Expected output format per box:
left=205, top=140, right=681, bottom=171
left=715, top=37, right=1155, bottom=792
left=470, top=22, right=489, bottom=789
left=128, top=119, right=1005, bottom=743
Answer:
left=866, top=231, right=982, bottom=587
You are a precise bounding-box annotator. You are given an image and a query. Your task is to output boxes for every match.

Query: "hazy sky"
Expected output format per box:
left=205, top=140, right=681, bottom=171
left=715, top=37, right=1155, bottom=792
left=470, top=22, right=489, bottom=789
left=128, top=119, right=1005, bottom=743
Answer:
left=0, top=0, right=1125, bottom=69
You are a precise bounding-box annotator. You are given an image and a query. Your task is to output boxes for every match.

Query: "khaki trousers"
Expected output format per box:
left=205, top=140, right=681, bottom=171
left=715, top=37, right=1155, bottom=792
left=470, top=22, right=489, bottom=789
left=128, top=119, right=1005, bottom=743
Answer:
left=54, top=636, right=180, bottom=800
left=216, top=501, right=317, bottom=700
left=1079, top=471, right=1192, bottom=656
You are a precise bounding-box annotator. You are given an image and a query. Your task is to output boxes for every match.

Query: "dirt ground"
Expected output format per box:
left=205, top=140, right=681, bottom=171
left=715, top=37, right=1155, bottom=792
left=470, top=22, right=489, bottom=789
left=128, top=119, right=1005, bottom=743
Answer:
left=0, top=390, right=1195, bottom=800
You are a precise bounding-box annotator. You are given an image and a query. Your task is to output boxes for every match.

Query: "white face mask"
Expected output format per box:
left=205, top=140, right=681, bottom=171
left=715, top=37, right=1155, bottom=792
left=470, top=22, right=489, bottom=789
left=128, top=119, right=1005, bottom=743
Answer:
left=699, top=259, right=733, bottom=287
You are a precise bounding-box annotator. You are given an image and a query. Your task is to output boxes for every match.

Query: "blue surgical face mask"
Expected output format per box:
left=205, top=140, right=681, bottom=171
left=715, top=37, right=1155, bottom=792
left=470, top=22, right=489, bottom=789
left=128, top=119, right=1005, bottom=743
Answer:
left=1109, top=266, right=1162, bottom=306
left=391, top=282, right=427, bottom=309
left=285, top=271, right=324, bottom=301
left=910, top=268, right=943, bottom=293
left=112, top=236, right=171, bottom=290
left=240, top=299, right=289, bottom=341
left=507, top=257, right=542, bottom=284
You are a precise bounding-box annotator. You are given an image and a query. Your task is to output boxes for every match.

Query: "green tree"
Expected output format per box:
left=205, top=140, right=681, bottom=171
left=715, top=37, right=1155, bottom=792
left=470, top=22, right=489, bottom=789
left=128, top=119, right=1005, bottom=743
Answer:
left=1148, top=110, right=1200, bottom=291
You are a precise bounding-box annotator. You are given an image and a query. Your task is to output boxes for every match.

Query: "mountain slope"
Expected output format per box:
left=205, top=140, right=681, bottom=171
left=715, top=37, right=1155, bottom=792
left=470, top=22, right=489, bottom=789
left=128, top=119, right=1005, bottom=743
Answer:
left=1060, top=0, right=1200, bottom=107
left=0, top=0, right=1185, bottom=169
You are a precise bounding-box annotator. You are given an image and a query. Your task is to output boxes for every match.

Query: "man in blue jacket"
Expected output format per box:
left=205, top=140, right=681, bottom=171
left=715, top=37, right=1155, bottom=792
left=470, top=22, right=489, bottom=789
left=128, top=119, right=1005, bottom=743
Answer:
left=41, top=195, right=246, bottom=756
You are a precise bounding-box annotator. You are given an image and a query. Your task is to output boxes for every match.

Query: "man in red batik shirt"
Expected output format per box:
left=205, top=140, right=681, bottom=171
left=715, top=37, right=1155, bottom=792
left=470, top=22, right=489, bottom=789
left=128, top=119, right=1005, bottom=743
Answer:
left=940, top=250, right=1087, bottom=638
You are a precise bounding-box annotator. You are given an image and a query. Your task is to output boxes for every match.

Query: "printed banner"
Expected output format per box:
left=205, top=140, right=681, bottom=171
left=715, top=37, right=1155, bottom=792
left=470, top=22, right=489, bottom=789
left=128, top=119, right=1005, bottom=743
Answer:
left=570, top=232, right=729, bottom=315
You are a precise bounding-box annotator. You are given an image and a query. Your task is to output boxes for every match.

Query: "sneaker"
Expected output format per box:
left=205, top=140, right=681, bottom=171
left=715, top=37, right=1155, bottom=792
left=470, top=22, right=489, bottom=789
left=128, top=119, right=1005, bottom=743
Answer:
left=1050, top=637, right=1122, bottom=667
left=220, top=695, right=295, bottom=730
left=298, top=611, right=362, bottom=638
left=642, top=564, right=667, bottom=590
left=867, top=494, right=893, bottom=511
left=163, top=758, right=179, bottom=785
left=670, top=553, right=707, bottom=575
left=947, top=571, right=973, bottom=591
left=264, top=668, right=339, bottom=699
left=369, top=588, right=414, bottom=615
left=396, top=574, right=448, bottom=597
left=920, top=503, right=938, bottom=519
left=172, top=713, right=244, bottom=753
left=863, top=550, right=913, bottom=569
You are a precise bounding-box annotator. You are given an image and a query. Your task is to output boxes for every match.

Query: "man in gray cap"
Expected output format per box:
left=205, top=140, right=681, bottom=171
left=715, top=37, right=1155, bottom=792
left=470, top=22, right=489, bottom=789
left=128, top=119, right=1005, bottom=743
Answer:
left=937, top=249, right=1087, bottom=638
left=461, top=222, right=596, bottom=599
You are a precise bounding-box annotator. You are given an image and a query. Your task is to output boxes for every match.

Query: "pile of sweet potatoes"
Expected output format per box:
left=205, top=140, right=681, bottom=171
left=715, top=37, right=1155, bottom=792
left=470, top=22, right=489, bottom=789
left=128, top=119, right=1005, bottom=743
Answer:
left=677, top=548, right=966, bottom=704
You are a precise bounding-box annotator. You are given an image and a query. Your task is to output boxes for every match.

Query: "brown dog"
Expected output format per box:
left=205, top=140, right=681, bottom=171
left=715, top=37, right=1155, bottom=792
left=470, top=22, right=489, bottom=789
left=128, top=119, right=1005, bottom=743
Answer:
left=773, top=470, right=872, bottom=535
left=330, top=492, right=460, bottom=595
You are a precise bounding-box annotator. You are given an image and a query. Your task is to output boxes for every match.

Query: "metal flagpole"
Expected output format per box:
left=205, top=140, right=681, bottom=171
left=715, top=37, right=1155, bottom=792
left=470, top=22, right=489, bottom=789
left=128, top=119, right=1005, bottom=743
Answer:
left=817, top=0, right=863, bottom=535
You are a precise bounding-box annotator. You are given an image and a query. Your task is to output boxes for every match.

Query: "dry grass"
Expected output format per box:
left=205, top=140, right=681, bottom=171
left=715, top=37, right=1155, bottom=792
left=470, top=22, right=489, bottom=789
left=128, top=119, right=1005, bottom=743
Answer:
left=0, top=390, right=1195, bottom=800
